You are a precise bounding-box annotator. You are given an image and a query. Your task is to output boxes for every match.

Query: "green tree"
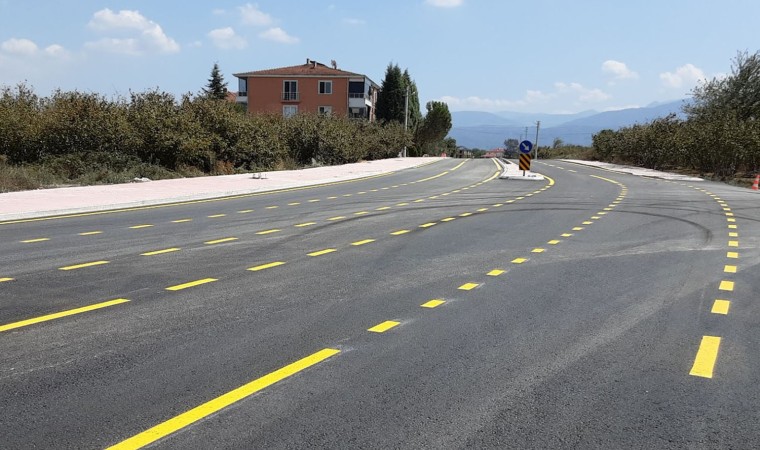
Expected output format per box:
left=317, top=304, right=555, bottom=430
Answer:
left=414, top=101, right=452, bottom=154
left=503, top=138, right=519, bottom=156
left=376, top=63, right=405, bottom=123
left=203, top=63, right=228, bottom=100
left=402, top=69, right=422, bottom=130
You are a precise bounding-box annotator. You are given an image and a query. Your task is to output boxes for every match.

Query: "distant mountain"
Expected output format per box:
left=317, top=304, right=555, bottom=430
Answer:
left=448, top=100, right=687, bottom=148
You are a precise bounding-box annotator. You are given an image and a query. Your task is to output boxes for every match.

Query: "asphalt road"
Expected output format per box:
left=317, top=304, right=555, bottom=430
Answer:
left=1, top=158, right=759, bottom=449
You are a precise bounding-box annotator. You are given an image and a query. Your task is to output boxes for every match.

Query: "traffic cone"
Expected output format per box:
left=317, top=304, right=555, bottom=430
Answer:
left=753, top=174, right=759, bottom=191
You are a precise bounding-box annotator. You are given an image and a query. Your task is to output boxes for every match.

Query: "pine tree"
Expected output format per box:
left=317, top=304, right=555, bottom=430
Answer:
left=402, top=70, right=422, bottom=131
left=203, top=63, right=228, bottom=100
left=376, top=63, right=405, bottom=123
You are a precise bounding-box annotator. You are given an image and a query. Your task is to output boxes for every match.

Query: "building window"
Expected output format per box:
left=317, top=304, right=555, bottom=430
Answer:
left=283, top=105, right=298, bottom=117
left=318, top=80, right=333, bottom=94
left=318, top=106, right=333, bottom=116
left=283, top=80, right=298, bottom=101
left=238, top=78, right=247, bottom=97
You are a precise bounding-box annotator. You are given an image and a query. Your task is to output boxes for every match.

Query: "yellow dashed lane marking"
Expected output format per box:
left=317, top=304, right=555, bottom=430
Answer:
left=420, top=222, right=437, bottom=228
left=288, top=202, right=300, bottom=206
left=573, top=227, right=585, bottom=231
left=582, top=221, right=594, bottom=225
left=78, top=231, right=103, bottom=236
left=724, top=265, right=737, bottom=274
left=295, top=222, right=316, bottom=228
left=107, top=348, right=340, bottom=450
left=727, top=252, right=739, bottom=259
left=441, top=217, right=456, bottom=222
left=728, top=240, right=739, bottom=247
left=0, top=277, right=14, bottom=283
left=512, top=258, right=528, bottom=264
left=166, top=278, right=218, bottom=291
left=308, top=248, right=337, bottom=257
left=368, top=321, right=400, bottom=333
left=59, top=261, right=109, bottom=271
left=712, top=300, right=730, bottom=315
left=690, top=336, right=721, bottom=378
left=238, top=209, right=254, bottom=213
left=204, top=237, right=238, bottom=245
left=328, top=216, right=346, bottom=221
left=248, top=261, right=286, bottom=272
left=141, top=248, right=180, bottom=256
left=532, top=248, right=545, bottom=253
left=21, top=238, right=50, bottom=243
left=421, top=299, right=445, bottom=308
left=266, top=206, right=279, bottom=210
left=391, top=230, right=410, bottom=236
left=354, top=211, right=369, bottom=216
left=351, top=239, right=375, bottom=246
left=172, top=219, right=192, bottom=223
left=207, top=214, right=226, bottom=218
left=0, top=298, right=130, bottom=333
left=561, top=233, right=573, bottom=237
left=548, top=240, right=561, bottom=245
left=477, top=208, right=489, bottom=212
left=729, top=232, right=738, bottom=237
left=719, top=280, right=735, bottom=291
left=376, top=206, right=391, bottom=211
left=397, top=202, right=410, bottom=206
left=309, top=199, right=321, bottom=202
left=487, top=269, right=505, bottom=276
left=130, top=224, right=154, bottom=229
left=459, top=213, right=473, bottom=217
left=256, top=229, right=280, bottom=235
left=458, top=283, right=479, bottom=291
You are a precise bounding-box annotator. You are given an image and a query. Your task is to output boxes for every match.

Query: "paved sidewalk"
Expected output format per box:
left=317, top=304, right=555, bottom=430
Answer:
left=0, top=158, right=442, bottom=222
left=560, top=160, right=704, bottom=181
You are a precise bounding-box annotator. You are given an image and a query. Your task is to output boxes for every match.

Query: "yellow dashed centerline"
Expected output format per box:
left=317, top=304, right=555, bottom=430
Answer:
left=487, top=269, right=505, bottom=276
left=724, top=265, right=737, bottom=274
left=328, top=216, right=346, bottom=221
left=237, top=210, right=254, bottom=214
left=0, top=298, right=130, bottom=333
left=712, top=300, right=730, bottom=315
left=690, top=336, right=721, bottom=378
left=441, top=217, right=456, bottom=222
left=719, top=280, right=735, bottom=291
left=256, top=229, right=281, bottom=235
left=59, top=261, right=110, bottom=271
left=548, top=240, right=561, bottom=245
left=391, top=230, right=410, bottom=235
left=247, top=261, right=286, bottom=272
left=295, top=222, right=316, bottom=228
left=266, top=206, right=279, bottom=210
left=130, top=224, right=154, bottom=229
left=351, top=239, right=375, bottom=246
left=573, top=227, right=585, bottom=231
left=21, top=238, right=50, bottom=243
left=458, top=283, right=479, bottom=291
left=531, top=248, right=545, bottom=253
left=419, top=222, right=437, bottom=228
left=288, top=202, right=301, bottom=206
left=0, top=277, right=14, bottom=283
left=728, top=240, right=739, bottom=247
left=166, top=278, right=218, bottom=291
left=204, top=237, right=238, bottom=245
left=376, top=206, right=391, bottom=211
left=172, top=219, right=192, bottom=223
left=561, top=233, right=573, bottom=237
left=421, top=299, right=445, bottom=308
left=354, top=211, right=369, bottom=216
left=308, top=248, right=337, bottom=257
left=368, top=321, right=400, bottom=333
left=459, top=213, right=473, bottom=217
left=727, top=252, right=739, bottom=259
left=141, top=248, right=180, bottom=256
left=512, top=258, right=528, bottom=264
left=207, top=214, right=226, bottom=218
left=78, top=231, right=103, bottom=236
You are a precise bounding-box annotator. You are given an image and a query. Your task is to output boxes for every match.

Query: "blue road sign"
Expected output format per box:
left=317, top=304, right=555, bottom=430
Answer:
left=519, top=140, right=533, bottom=154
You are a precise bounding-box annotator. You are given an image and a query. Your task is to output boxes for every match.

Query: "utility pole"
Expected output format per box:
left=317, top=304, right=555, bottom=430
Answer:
left=403, top=85, right=410, bottom=158
left=534, top=120, right=541, bottom=160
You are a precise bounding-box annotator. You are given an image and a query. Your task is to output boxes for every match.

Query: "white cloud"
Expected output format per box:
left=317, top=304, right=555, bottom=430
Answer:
left=426, top=0, right=464, bottom=7
left=208, top=27, right=247, bottom=50
left=660, top=63, right=706, bottom=89
left=239, top=3, right=273, bottom=26
left=259, top=27, right=299, bottom=44
left=554, top=82, right=611, bottom=102
left=1, top=38, right=38, bottom=56
left=44, top=44, right=70, bottom=58
left=86, top=8, right=180, bottom=55
left=343, top=18, right=366, bottom=26
left=602, top=60, right=638, bottom=80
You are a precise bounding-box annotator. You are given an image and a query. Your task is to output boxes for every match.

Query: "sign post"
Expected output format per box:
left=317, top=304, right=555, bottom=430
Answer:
left=519, top=140, right=533, bottom=175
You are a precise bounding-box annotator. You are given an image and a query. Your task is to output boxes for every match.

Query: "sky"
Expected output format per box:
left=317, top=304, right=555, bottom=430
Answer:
left=1, top=0, right=759, bottom=114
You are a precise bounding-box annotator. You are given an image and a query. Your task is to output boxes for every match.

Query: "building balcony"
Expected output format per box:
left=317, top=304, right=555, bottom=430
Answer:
left=349, top=94, right=372, bottom=108
left=282, top=92, right=300, bottom=101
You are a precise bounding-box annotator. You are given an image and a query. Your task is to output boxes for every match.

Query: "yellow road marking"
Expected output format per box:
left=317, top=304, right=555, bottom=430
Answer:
left=414, top=199, right=425, bottom=203
left=368, top=321, right=400, bottom=333
left=548, top=240, right=561, bottom=245
left=295, top=222, right=316, bottom=228
left=729, top=232, right=738, bottom=237
left=459, top=213, right=473, bottom=217
left=441, top=217, right=456, bottom=222
left=130, top=224, right=154, bottom=229
left=351, top=239, right=375, bottom=246
left=207, top=214, right=226, bottom=218
left=308, top=248, right=337, bottom=257
left=166, top=278, right=217, bottom=291
left=591, top=216, right=601, bottom=220
left=505, top=200, right=515, bottom=203
left=724, top=265, right=737, bottom=274
left=512, top=258, right=528, bottom=264
left=256, top=229, right=280, bottom=235
left=420, top=222, right=437, bottom=228
left=309, top=199, right=321, bottom=202
left=376, top=206, right=391, bottom=211
left=237, top=210, right=254, bottom=213
left=477, top=208, right=489, bottom=212
left=582, top=221, right=594, bottom=225
left=288, top=202, right=301, bottom=206
left=397, top=202, right=410, bottom=206
left=358, top=191, right=368, bottom=194
left=493, top=203, right=504, bottom=207
left=573, top=227, right=585, bottom=231
left=725, top=212, right=734, bottom=217
left=690, top=336, right=721, bottom=378
left=728, top=224, right=737, bottom=229
left=428, top=196, right=439, bottom=199
left=487, top=269, right=505, bottom=276
left=727, top=252, right=739, bottom=259
left=598, top=212, right=608, bottom=215
left=532, top=248, right=545, bottom=253
left=328, top=216, right=346, bottom=221
left=0, top=299, right=130, bottom=333
left=516, top=197, right=525, bottom=200
left=728, top=240, right=739, bottom=247
left=327, top=196, right=338, bottom=199
left=561, top=233, right=573, bottom=237
left=727, top=218, right=736, bottom=223
left=78, top=231, right=103, bottom=236
left=172, top=219, right=192, bottom=223
left=21, top=238, right=50, bottom=243
left=354, top=211, right=369, bottom=216
left=421, top=299, right=445, bottom=308
left=141, top=248, right=180, bottom=256
left=391, top=230, right=410, bottom=235
left=0, top=277, right=14, bottom=283
left=719, top=280, right=735, bottom=291
left=458, top=283, right=479, bottom=291
left=266, top=206, right=279, bottom=210
left=247, top=261, right=286, bottom=272
left=59, top=261, right=109, bottom=271
left=107, top=348, right=340, bottom=450
left=204, top=237, right=238, bottom=245
left=712, top=300, right=730, bottom=315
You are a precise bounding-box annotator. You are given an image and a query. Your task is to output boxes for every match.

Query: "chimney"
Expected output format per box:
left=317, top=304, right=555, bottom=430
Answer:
left=331, top=59, right=337, bottom=69
left=306, top=58, right=310, bottom=64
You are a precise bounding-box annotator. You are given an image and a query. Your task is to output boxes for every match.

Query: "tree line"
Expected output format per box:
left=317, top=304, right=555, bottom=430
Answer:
left=592, top=51, right=760, bottom=179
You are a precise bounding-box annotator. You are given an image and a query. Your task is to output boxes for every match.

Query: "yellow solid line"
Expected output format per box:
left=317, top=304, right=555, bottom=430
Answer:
left=308, top=248, right=337, bottom=257
left=141, top=248, right=180, bottom=256
left=172, top=219, right=192, bottom=223
left=59, top=260, right=109, bottom=271
left=532, top=248, right=545, bottom=253
left=727, top=252, right=739, bottom=259
left=724, top=265, right=737, bottom=274
left=512, top=258, right=528, bottom=264
left=21, top=238, right=50, bottom=243
left=166, top=278, right=217, bottom=291
left=368, top=321, right=400, bottom=333
left=0, top=298, right=130, bottom=333
left=204, top=237, right=238, bottom=245
left=487, top=269, right=505, bottom=276
left=391, top=230, right=410, bottom=236
left=328, top=216, right=346, bottom=221
left=295, top=222, right=316, bottom=228
left=421, top=299, right=445, bottom=308
left=420, top=222, right=437, bottom=228
left=690, top=336, right=721, bottom=378
left=351, top=239, right=375, bottom=246
left=130, top=224, right=154, bottom=229
left=719, top=280, right=734, bottom=291
left=458, top=283, right=479, bottom=291
left=712, top=300, right=730, bottom=315
left=78, top=231, right=103, bottom=236
left=0, top=277, right=14, bottom=282
left=247, top=261, right=286, bottom=272
left=107, top=348, right=340, bottom=450
left=256, top=229, right=280, bottom=235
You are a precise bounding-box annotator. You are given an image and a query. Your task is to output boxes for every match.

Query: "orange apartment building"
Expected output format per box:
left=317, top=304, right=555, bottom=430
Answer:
left=233, top=59, right=379, bottom=120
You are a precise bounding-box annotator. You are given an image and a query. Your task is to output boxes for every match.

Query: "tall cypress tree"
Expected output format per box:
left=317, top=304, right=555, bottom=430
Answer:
left=402, top=69, right=422, bottom=131
left=376, top=63, right=405, bottom=123
left=203, top=63, right=228, bottom=100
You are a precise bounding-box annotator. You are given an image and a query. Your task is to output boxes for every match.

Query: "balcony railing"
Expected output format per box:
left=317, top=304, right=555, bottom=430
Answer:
left=282, top=92, right=300, bottom=101
left=348, top=93, right=367, bottom=99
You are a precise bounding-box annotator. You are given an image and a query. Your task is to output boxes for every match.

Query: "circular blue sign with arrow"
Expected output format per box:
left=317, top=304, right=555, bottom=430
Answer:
left=519, top=140, right=533, bottom=154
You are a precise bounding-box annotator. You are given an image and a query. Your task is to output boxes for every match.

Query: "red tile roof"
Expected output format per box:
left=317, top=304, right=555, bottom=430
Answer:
left=234, top=60, right=364, bottom=78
